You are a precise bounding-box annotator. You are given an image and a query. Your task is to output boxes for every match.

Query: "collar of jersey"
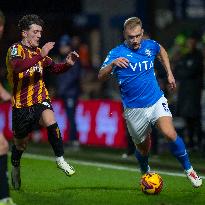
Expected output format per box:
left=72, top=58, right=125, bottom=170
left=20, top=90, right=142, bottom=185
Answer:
left=124, top=41, right=141, bottom=51
left=20, top=41, right=38, bottom=52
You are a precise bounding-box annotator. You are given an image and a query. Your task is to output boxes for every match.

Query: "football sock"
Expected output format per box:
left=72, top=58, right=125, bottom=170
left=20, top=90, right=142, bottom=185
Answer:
left=56, top=156, right=65, bottom=163
left=135, top=149, right=149, bottom=173
left=169, top=136, right=191, bottom=171
left=11, top=145, right=23, bottom=167
left=47, top=123, right=64, bottom=157
left=0, top=154, right=9, bottom=199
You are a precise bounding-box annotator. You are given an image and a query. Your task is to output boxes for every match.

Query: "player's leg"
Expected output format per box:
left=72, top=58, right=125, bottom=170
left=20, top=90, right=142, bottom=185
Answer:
left=134, top=134, right=151, bottom=174
left=156, top=116, right=193, bottom=169
left=153, top=97, right=193, bottom=171
left=155, top=97, right=202, bottom=187
left=39, top=108, right=75, bottom=176
left=124, top=108, right=151, bottom=174
left=11, top=136, right=29, bottom=190
left=11, top=107, right=31, bottom=190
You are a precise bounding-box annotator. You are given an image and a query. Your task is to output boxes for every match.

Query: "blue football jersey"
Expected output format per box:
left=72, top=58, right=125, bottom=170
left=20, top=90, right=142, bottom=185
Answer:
left=101, top=39, right=164, bottom=108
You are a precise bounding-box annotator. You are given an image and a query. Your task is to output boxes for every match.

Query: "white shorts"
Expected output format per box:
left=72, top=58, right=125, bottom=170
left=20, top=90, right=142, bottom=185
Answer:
left=124, top=96, right=172, bottom=144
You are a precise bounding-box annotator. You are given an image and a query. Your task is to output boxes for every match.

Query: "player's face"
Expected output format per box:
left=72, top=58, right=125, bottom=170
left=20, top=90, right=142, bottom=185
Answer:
left=124, top=25, right=144, bottom=50
left=23, top=24, right=42, bottom=48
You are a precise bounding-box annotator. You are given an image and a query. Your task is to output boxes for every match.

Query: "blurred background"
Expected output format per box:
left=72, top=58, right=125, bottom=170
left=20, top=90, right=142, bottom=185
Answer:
left=1, top=0, right=205, bottom=169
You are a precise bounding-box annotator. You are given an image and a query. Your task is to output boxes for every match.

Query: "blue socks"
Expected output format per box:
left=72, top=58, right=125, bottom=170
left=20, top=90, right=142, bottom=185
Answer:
left=135, top=149, right=149, bottom=174
left=135, top=136, right=191, bottom=173
left=169, top=136, right=192, bottom=171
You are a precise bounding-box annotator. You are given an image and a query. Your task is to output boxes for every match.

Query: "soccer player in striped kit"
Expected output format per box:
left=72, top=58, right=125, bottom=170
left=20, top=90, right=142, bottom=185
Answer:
left=99, top=17, right=202, bottom=188
left=6, top=14, right=79, bottom=190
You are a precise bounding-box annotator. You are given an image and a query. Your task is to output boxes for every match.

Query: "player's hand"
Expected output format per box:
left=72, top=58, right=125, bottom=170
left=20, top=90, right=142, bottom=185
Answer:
left=65, top=51, right=79, bottom=66
left=167, top=74, right=176, bottom=90
left=111, top=57, right=129, bottom=68
left=41, top=42, right=55, bottom=57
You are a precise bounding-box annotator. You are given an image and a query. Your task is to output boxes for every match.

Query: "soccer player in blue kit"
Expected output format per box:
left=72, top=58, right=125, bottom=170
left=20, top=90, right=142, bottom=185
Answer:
left=98, top=17, right=202, bottom=187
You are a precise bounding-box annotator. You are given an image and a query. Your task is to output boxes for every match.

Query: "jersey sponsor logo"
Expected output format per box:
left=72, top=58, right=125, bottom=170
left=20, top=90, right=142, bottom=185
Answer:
left=129, top=60, right=154, bottom=72
left=26, top=64, right=43, bottom=74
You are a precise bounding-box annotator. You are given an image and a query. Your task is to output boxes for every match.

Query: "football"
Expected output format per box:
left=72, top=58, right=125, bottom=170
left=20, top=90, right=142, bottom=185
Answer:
left=140, top=172, right=163, bottom=194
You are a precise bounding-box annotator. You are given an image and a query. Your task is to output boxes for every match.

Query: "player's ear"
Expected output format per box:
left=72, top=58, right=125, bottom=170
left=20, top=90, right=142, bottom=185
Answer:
left=141, top=29, right=144, bottom=36
left=22, top=30, right=27, bottom=38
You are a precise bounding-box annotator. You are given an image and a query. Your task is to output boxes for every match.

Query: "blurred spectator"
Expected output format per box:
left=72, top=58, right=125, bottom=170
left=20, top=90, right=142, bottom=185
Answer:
left=175, top=33, right=204, bottom=150
left=55, top=34, right=82, bottom=147
left=170, top=33, right=187, bottom=65
left=70, top=35, right=105, bottom=99
left=80, top=69, right=103, bottom=99
left=71, top=35, right=91, bottom=69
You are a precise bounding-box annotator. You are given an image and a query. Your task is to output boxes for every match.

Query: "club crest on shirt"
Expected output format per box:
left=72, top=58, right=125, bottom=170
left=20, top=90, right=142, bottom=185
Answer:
left=145, top=49, right=151, bottom=57
left=10, top=46, right=18, bottom=56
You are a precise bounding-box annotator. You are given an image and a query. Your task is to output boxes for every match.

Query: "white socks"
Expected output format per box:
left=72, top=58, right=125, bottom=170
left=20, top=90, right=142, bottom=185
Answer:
left=56, top=156, right=64, bottom=163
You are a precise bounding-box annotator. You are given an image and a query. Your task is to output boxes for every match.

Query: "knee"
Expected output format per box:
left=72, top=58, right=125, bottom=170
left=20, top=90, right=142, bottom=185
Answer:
left=0, top=137, right=9, bottom=154
left=14, top=137, right=29, bottom=151
left=163, top=129, right=177, bottom=141
left=15, top=140, right=28, bottom=151
left=135, top=135, right=151, bottom=156
left=15, top=143, right=27, bottom=151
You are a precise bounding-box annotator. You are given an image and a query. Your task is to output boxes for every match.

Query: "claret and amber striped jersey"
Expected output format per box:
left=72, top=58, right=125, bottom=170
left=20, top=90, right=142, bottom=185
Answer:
left=6, top=42, right=69, bottom=108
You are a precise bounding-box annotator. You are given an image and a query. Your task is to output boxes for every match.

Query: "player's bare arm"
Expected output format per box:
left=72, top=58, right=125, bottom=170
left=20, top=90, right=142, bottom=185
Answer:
left=98, top=57, right=129, bottom=81
left=157, top=45, right=176, bottom=90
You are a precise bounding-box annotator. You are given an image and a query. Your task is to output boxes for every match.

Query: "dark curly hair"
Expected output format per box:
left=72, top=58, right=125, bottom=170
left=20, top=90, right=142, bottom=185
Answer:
left=18, top=14, right=44, bottom=31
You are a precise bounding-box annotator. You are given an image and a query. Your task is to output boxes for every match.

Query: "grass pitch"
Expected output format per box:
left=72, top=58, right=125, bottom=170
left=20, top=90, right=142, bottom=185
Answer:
left=10, top=154, right=205, bottom=205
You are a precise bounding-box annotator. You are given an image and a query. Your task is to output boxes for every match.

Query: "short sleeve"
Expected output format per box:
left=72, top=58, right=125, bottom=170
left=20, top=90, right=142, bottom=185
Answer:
left=101, top=48, right=118, bottom=70
left=152, top=40, right=160, bottom=55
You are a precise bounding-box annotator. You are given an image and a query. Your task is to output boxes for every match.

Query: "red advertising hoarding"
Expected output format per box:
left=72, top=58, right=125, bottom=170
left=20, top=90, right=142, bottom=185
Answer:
left=0, top=99, right=127, bottom=148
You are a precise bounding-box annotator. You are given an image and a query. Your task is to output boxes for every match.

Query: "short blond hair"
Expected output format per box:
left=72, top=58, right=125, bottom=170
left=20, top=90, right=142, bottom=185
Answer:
left=123, top=17, right=142, bottom=30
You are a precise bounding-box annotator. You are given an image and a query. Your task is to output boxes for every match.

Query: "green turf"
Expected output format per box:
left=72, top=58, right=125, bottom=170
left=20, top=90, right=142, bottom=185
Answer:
left=10, top=156, right=205, bottom=205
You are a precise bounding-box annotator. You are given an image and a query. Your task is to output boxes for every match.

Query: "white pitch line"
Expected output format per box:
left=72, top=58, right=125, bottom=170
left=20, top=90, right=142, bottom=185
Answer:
left=23, top=153, right=205, bottom=179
